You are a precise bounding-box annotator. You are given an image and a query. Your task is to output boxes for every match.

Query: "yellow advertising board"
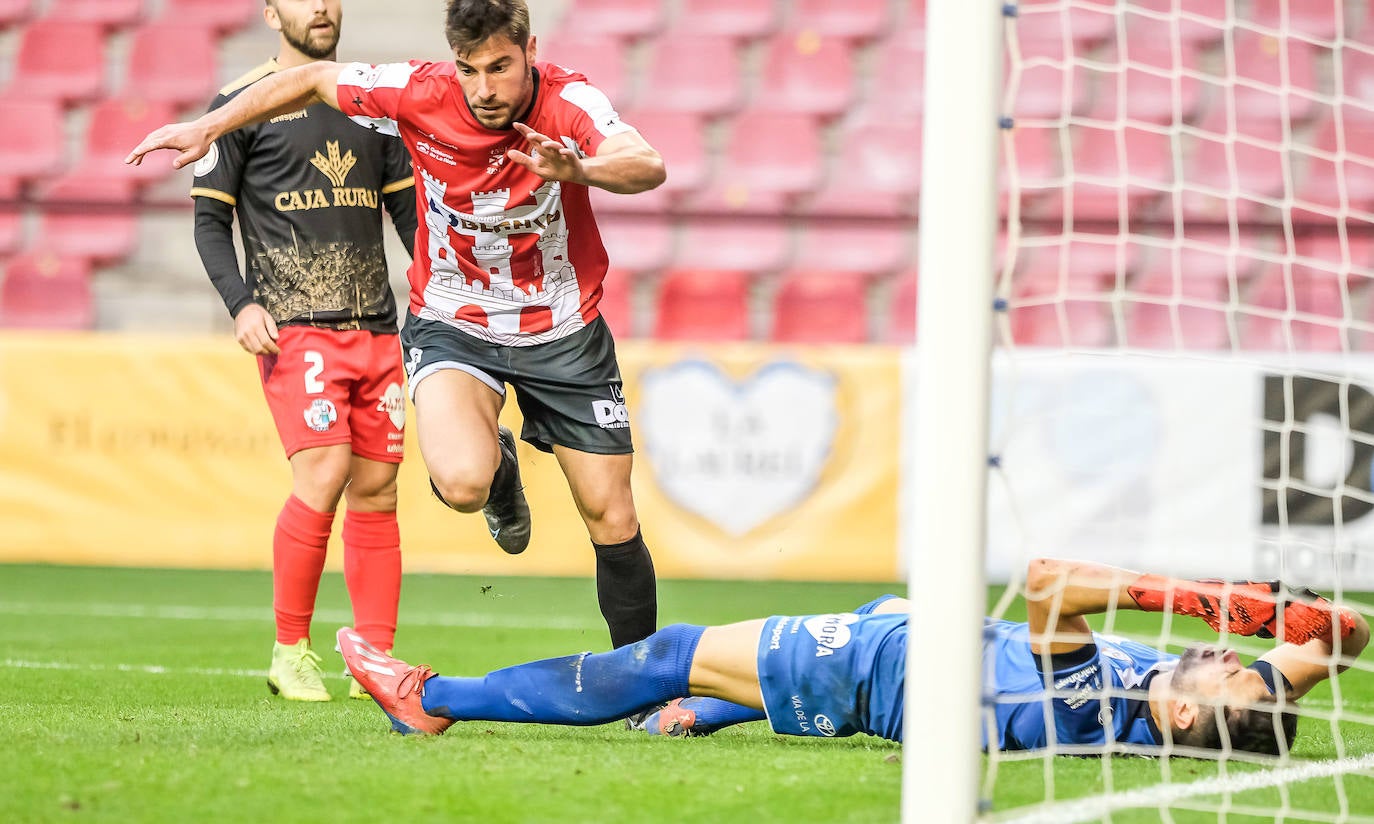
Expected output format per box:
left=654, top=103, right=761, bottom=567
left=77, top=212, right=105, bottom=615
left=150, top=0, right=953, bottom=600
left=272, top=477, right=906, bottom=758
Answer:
left=0, top=333, right=901, bottom=581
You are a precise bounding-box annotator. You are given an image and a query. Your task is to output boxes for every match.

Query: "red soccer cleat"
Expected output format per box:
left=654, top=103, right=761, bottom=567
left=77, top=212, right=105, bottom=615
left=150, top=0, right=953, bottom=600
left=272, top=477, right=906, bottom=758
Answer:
left=336, top=627, right=454, bottom=736
left=647, top=697, right=699, bottom=737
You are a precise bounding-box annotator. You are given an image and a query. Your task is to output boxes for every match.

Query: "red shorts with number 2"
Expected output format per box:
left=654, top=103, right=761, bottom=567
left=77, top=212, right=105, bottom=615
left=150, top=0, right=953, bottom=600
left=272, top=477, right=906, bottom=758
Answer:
left=257, top=326, right=406, bottom=462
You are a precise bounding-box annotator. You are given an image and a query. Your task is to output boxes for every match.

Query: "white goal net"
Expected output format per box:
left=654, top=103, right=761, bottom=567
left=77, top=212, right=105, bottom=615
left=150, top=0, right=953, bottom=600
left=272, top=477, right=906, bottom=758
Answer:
left=911, top=0, right=1374, bottom=821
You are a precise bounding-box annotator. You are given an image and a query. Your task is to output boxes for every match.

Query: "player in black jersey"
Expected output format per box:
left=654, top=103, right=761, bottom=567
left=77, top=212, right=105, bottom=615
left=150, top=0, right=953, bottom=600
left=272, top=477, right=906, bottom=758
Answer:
left=190, top=0, right=418, bottom=702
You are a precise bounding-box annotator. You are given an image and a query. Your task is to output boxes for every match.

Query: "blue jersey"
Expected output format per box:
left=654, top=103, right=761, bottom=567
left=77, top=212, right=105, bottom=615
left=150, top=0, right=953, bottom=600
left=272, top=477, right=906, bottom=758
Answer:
left=983, top=619, right=1172, bottom=751
left=756, top=612, right=906, bottom=743
left=981, top=619, right=1284, bottom=752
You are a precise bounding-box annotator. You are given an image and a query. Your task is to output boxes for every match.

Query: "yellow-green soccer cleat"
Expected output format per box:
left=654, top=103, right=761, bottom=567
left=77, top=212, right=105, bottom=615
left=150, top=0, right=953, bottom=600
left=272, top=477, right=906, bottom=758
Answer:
left=267, top=639, right=332, bottom=702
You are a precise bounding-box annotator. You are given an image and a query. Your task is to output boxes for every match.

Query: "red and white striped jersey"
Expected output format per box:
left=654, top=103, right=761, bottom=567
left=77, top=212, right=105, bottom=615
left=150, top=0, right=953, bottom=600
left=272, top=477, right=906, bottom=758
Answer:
left=336, top=60, right=635, bottom=345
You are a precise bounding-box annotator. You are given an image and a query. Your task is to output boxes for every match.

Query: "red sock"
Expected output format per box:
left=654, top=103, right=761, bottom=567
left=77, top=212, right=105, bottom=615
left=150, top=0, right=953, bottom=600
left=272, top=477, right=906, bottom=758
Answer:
left=343, top=509, right=401, bottom=652
left=273, top=495, right=334, bottom=645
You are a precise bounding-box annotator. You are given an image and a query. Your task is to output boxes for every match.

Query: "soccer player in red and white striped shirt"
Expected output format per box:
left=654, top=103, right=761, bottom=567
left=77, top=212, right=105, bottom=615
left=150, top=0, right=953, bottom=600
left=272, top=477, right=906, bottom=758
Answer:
left=130, top=0, right=666, bottom=660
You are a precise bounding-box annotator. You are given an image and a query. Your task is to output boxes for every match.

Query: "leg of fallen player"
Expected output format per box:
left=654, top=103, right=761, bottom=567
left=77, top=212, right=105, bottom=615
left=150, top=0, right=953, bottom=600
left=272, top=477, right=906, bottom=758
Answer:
left=337, top=620, right=778, bottom=735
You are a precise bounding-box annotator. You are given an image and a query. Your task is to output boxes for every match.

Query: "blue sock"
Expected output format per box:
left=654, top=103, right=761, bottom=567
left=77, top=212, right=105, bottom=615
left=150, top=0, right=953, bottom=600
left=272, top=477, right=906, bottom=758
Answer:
left=648, top=696, right=767, bottom=735
left=419, top=623, right=705, bottom=725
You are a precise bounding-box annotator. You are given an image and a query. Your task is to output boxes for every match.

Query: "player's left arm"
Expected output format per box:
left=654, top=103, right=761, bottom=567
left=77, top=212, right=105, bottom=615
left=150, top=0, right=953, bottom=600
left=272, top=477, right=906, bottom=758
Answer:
left=507, top=122, right=665, bottom=194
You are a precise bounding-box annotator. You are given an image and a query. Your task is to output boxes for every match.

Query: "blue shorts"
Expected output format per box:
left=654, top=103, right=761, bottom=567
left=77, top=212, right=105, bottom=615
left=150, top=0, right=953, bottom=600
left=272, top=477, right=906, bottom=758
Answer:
left=756, top=612, right=906, bottom=742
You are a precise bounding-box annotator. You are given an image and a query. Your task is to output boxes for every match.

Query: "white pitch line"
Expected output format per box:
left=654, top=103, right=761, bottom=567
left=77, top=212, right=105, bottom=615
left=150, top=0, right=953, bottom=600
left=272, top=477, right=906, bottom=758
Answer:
left=2, top=659, right=267, bottom=678
left=0, top=601, right=597, bottom=631
left=995, top=753, right=1374, bottom=824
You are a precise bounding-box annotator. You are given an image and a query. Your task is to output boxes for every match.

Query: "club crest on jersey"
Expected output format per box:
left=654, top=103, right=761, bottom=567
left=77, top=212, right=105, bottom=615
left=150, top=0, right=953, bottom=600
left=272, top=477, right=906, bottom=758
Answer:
left=193, top=141, right=219, bottom=177
left=304, top=398, right=338, bottom=432
left=803, top=613, right=860, bottom=657
left=486, top=147, right=507, bottom=175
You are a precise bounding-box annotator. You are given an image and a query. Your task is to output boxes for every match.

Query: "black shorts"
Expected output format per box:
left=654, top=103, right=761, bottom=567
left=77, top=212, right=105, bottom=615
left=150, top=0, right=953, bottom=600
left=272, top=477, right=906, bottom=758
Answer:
left=400, top=314, right=632, bottom=455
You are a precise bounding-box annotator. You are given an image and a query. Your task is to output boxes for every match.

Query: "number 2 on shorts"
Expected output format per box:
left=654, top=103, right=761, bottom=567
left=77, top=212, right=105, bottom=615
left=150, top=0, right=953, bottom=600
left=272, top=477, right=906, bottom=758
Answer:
left=304, top=350, right=325, bottom=394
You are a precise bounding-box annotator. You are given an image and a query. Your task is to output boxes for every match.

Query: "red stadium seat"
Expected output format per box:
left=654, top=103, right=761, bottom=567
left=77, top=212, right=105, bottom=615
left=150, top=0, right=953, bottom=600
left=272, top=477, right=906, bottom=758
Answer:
left=1091, top=34, right=1203, bottom=123
left=1013, top=0, right=1116, bottom=44
left=618, top=108, right=709, bottom=202
left=769, top=270, right=870, bottom=344
left=674, top=0, right=780, bottom=39
left=1180, top=117, right=1287, bottom=223
left=866, top=32, right=924, bottom=116
left=685, top=110, right=823, bottom=214
left=885, top=270, right=918, bottom=344
left=540, top=33, right=630, bottom=107
left=1340, top=49, right=1374, bottom=124
left=0, top=253, right=94, bottom=330
left=1002, top=125, right=1063, bottom=218
left=39, top=98, right=177, bottom=204
left=159, top=0, right=258, bottom=34
left=1123, top=0, right=1228, bottom=44
left=557, top=0, right=668, bottom=40
left=1008, top=239, right=1124, bottom=347
left=0, top=98, right=67, bottom=196
left=1238, top=262, right=1349, bottom=351
left=754, top=30, right=857, bottom=118
left=793, top=223, right=913, bottom=274
left=652, top=268, right=752, bottom=341
left=0, top=0, right=34, bottom=28
left=0, top=209, right=23, bottom=256
left=639, top=34, right=745, bottom=115
left=1219, top=31, right=1321, bottom=122
left=1247, top=0, right=1345, bottom=42
left=599, top=216, right=676, bottom=273
left=596, top=267, right=635, bottom=338
left=1124, top=241, right=1243, bottom=349
left=35, top=210, right=139, bottom=264
left=1060, top=125, right=1174, bottom=222
left=1009, top=36, right=1092, bottom=120
left=674, top=218, right=791, bottom=272
left=1294, top=113, right=1374, bottom=219
left=124, top=23, right=219, bottom=109
left=46, top=0, right=144, bottom=28
left=791, top=0, right=893, bottom=42
left=806, top=109, right=921, bottom=216
left=2, top=20, right=106, bottom=106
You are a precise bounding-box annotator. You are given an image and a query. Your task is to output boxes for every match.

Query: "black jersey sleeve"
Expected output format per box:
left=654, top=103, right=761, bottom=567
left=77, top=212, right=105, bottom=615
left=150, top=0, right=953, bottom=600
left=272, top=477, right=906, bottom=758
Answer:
left=380, top=137, right=417, bottom=258
left=194, top=196, right=253, bottom=318
left=189, top=94, right=249, bottom=207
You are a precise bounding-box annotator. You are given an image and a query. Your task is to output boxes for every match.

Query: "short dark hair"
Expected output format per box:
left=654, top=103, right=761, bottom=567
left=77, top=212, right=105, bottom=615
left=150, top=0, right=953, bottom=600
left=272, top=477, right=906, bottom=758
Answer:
left=445, top=0, right=531, bottom=55
left=1172, top=694, right=1299, bottom=757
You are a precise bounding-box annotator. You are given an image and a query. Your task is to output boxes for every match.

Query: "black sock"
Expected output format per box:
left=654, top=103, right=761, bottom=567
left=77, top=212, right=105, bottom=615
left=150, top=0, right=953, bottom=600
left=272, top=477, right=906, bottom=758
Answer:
left=593, top=529, right=658, bottom=648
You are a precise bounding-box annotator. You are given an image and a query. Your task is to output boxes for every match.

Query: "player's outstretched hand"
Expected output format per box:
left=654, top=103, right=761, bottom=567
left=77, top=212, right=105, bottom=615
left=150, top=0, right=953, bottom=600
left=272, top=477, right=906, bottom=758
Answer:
left=124, top=121, right=214, bottom=170
left=233, top=304, right=280, bottom=355
left=1130, top=576, right=1355, bottom=645
left=507, top=121, right=583, bottom=183
left=1206, top=581, right=1350, bottom=645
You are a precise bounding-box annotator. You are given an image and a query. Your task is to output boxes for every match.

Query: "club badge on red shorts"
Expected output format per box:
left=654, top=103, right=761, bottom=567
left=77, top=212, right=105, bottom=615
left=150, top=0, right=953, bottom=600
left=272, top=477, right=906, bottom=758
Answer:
left=304, top=398, right=338, bottom=432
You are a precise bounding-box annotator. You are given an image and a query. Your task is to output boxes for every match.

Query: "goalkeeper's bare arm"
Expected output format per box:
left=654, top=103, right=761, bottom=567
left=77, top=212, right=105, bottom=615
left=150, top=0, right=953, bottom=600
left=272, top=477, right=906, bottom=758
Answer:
left=1011, top=557, right=1369, bottom=754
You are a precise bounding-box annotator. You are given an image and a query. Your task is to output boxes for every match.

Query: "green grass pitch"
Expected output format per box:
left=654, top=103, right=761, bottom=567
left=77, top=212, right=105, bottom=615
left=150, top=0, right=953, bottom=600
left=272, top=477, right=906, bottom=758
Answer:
left=2, top=565, right=1371, bottom=823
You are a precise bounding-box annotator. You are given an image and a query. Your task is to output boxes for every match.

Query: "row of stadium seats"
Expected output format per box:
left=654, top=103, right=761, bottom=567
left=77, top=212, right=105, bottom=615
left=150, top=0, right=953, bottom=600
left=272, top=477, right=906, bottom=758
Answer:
left=558, top=0, right=1374, bottom=48
left=6, top=226, right=1371, bottom=350
left=0, top=0, right=256, bottom=34
left=1, top=20, right=219, bottom=108
left=541, top=27, right=920, bottom=119
left=0, top=250, right=918, bottom=342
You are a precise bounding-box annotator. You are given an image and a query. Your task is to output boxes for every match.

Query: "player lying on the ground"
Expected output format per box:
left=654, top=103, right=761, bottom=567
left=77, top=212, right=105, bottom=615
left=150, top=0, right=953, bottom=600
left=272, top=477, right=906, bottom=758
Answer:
left=336, top=557, right=1367, bottom=755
